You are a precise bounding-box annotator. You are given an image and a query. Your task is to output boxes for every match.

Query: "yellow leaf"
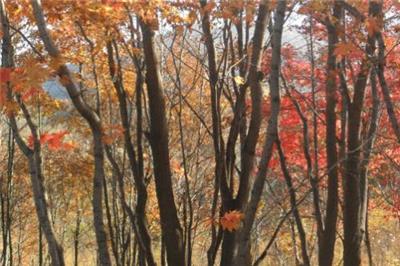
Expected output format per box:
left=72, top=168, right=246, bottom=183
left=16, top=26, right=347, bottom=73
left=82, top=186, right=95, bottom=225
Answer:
left=234, top=75, right=245, bottom=86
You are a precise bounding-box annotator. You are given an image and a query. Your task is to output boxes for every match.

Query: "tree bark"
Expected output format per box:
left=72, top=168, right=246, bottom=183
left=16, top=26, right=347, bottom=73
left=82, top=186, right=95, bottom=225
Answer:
left=276, top=138, right=310, bottom=266
left=30, top=1, right=112, bottom=264
left=343, top=2, right=381, bottom=265
left=200, top=1, right=271, bottom=264
left=1, top=2, right=65, bottom=265
left=233, top=1, right=286, bottom=265
left=319, top=2, right=342, bottom=264
left=139, top=18, right=185, bottom=266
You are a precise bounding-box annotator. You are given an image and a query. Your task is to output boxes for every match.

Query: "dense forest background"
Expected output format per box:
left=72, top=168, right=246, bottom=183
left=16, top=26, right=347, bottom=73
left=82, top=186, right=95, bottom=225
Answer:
left=1, top=0, right=400, bottom=265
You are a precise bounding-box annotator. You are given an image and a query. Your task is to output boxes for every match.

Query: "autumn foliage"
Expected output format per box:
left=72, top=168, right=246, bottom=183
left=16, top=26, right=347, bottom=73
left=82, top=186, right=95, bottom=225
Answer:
left=1, top=1, right=400, bottom=266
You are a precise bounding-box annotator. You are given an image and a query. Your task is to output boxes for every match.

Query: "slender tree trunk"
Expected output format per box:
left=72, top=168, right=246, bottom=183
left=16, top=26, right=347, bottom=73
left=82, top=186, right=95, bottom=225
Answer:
left=31, top=1, right=112, bottom=264
left=1, top=127, right=14, bottom=266
left=140, top=18, right=185, bottom=266
left=359, top=69, right=381, bottom=245
left=319, top=2, right=342, bottom=264
left=102, top=177, right=119, bottom=265
left=200, top=1, right=271, bottom=264
left=365, top=209, right=373, bottom=266
left=1, top=2, right=65, bottom=265
left=74, top=209, right=81, bottom=266
left=343, top=71, right=369, bottom=266
left=5, top=128, right=14, bottom=266
left=343, top=3, right=381, bottom=265
left=38, top=226, right=43, bottom=266
left=234, top=2, right=286, bottom=265
left=0, top=181, right=6, bottom=266
left=199, top=1, right=232, bottom=264
left=288, top=218, right=300, bottom=266
left=376, top=33, right=400, bottom=143
left=105, top=41, right=156, bottom=266
left=177, top=81, right=194, bottom=266
left=276, top=138, right=310, bottom=266
left=308, top=14, right=325, bottom=252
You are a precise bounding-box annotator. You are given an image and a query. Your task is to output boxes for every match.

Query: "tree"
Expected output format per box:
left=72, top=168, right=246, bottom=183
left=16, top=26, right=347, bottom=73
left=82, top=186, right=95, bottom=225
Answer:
left=1, top=1, right=64, bottom=265
left=31, top=1, right=111, bottom=264
left=140, top=13, right=185, bottom=266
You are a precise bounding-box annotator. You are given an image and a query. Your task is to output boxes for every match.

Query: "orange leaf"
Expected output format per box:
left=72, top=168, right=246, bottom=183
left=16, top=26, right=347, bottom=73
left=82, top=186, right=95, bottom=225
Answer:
left=220, top=210, right=244, bottom=232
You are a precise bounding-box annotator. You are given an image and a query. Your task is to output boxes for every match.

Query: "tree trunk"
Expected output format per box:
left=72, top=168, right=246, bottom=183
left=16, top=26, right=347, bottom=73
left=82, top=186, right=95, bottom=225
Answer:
left=31, top=1, right=112, bottom=264
left=105, top=41, right=156, bottom=266
left=234, top=1, right=286, bottom=265
left=74, top=209, right=81, bottom=266
left=140, top=18, right=185, bottom=266
left=1, top=2, right=65, bottom=265
left=343, top=2, right=381, bottom=265
left=200, top=0, right=271, bottom=264
left=319, top=2, right=342, bottom=264
left=276, top=138, right=310, bottom=266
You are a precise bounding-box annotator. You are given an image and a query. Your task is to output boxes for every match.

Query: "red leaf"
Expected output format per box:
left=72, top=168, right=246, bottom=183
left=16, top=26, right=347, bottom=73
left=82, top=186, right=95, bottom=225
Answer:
left=28, top=131, right=72, bottom=151
left=46, top=131, right=68, bottom=150
left=220, top=210, right=244, bottom=232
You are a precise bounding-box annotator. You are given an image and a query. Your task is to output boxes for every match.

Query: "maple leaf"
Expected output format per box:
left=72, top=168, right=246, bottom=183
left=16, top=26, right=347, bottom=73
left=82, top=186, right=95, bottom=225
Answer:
left=46, top=131, right=68, bottom=150
left=220, top=210, right=244, bottom=232
left=28, top=131, right=71, bottom=151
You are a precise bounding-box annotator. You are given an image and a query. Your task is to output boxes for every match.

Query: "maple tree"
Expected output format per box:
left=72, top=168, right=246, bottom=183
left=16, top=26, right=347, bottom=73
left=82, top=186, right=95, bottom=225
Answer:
left=0, top=0, right=400, bottom=266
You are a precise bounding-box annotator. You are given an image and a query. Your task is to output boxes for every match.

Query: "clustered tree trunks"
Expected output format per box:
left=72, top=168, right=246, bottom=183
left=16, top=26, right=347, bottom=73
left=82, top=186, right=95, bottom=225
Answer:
left=200, top=0, right=275, bottom=265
